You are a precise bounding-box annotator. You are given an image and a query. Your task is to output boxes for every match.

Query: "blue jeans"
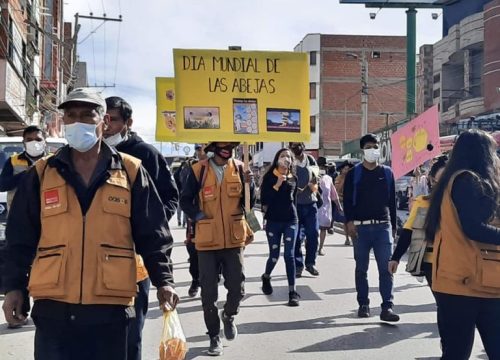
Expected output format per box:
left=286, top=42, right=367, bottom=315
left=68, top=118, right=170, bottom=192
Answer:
left=265, top=221, right=298, bottom=287
left=294, top=203, right=319, bottom=269
left=353, top=223, right=394, bottom=310
left=127, top=278, right=150, bottom=360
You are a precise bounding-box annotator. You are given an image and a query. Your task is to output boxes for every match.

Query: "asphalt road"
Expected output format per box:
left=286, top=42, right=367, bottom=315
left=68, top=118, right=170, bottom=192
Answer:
left=0, top=213, right=488, bottom=359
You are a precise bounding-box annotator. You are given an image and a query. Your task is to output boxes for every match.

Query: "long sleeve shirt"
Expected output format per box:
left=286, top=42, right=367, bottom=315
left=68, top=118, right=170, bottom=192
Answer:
left=343, top=164, right=397, bottom=229
left=260, top=170, right=298, bottom=223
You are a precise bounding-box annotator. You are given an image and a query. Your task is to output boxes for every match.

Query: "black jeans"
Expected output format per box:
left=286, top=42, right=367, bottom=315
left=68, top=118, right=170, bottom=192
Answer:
left=435, top=292, right=500, bottom=360
left=127, top=278, right=150, bottom=360
left=33, top=316, right=128, bottom=360
left=198, top=247, right=245, bottom=337
left=186, top=241, right=199, bottom=282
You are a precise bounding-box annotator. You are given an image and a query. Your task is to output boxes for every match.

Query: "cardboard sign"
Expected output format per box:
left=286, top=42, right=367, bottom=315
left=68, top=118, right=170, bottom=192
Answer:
left=155, top=77, right=177, bottom=141
left=391, top=105, right=441, bottom=179
left=173, top=49, right=310, bottom=142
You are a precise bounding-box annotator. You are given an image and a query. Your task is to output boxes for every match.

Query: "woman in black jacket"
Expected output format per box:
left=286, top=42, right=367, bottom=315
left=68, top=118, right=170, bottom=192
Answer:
left=260, top=148, right=300, bottom=306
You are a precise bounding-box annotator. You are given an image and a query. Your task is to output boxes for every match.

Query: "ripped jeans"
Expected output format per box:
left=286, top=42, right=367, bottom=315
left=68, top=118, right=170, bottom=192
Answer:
left=264, top=221, right=298, bottom=287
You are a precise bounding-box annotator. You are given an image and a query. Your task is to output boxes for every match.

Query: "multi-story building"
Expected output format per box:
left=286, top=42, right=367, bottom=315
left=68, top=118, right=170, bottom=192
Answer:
left=0, top=0, right=74, bottom=137
left=294, top=34, right=407, bottom=156
left=417, top=44, right=434, bottom=114
left=427, top=0, right=500, bottom=134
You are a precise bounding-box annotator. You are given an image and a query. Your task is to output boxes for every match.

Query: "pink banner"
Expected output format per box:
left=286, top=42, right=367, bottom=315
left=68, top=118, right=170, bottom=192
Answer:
left=391, top=105, right=441, bottom=180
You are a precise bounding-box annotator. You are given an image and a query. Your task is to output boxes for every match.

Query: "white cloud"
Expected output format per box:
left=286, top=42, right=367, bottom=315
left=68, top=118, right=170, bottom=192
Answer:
left=64, top=0, right=443, bottom=144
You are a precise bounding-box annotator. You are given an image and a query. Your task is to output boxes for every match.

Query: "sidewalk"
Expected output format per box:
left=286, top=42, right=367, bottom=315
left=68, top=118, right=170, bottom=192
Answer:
left=0, top=214, right=487, bottom=359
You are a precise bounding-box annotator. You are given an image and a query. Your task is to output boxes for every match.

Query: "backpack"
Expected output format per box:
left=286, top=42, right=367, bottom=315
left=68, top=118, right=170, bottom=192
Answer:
left=351, top=163, right=393, bottom=207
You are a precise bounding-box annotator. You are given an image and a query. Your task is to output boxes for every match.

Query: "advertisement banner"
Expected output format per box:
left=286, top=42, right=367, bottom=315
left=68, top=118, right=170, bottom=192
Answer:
left=391, top=105, right=441, bottom=179
left=155, top=77, right=177, bottom=142
left=173, top=49, right=310, bottom=142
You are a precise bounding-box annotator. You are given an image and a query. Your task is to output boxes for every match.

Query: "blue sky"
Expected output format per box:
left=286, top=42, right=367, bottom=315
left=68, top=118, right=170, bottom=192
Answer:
left=64, top=0, right=443, bottom=150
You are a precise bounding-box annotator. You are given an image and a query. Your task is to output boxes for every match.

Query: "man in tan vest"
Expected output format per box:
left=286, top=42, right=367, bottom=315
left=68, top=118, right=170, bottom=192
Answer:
left=180, top=141, right=255, bottom=356
left=2, top=88, right=178, bottom=360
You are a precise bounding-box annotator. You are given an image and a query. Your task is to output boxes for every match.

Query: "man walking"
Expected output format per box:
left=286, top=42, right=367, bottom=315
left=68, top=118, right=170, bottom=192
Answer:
left=289, top=142, right=320, bottom=277
left=2, top=88, right=178, bottom=359
left=103, top=95, right=179, bottom=360
left=180, top=141, right=255, bottom=356
left=343, top=133, right=399, bottom=322
left=0, top=125, right=48, bottom=328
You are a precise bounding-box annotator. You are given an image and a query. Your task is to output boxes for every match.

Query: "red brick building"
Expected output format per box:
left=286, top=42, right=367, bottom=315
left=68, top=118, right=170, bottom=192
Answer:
left=295, top=34, right=407, bottom=156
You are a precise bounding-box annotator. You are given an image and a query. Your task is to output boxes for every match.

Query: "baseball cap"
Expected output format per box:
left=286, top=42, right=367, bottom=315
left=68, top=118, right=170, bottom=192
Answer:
left=58, top=88, right=107, bottom=112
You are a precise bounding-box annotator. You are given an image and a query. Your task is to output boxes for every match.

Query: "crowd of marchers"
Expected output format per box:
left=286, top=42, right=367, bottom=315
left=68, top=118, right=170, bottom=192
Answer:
left=1, top=87, right=499, bottom=360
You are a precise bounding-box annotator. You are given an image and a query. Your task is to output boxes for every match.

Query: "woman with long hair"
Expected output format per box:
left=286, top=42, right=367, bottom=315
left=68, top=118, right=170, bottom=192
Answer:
left=425, top=129, right=500, bottom=359
left=388, top=155, right=448, bottom=288
left=260, top=148, right=300, bottom=306
left=334, top=161, right=355, bottom=245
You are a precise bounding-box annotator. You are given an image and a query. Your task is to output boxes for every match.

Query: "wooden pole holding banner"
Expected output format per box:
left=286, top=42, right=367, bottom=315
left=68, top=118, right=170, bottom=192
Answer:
left=243, top=142, right=250, bottom=212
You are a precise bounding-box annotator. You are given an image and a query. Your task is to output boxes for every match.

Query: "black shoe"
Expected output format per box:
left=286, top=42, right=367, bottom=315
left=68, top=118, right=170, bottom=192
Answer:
left=295, top=268, right=303, bottom=278
left=188, top=280, right=200, bottom=297
left=178, top=222, right=181, bottom=227
left=327, top=228, right=334, bottom=234
left=207, top=335, right=223, bottom=356
left=380, top=308, right=400, bottom=322
left=288, top=291, right=300, bottom=307
left=221, top=311, right=237, bottom=341
left=305, top=265, right=319, bottom=276
left=358, top=305, right=370, bottom=318
left=261, top=274, right=273, bottom=295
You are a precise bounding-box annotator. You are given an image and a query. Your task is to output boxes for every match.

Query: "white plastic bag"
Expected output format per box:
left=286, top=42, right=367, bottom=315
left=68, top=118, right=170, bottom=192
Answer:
left=159, top=309, right=188, bottom=360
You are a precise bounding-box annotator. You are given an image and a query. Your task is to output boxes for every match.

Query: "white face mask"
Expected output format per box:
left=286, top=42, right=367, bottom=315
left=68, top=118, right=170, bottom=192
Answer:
left=364, top=148, right=380, bottom=163
left=206, top=151, right=215, bottom=159
left=277, top=158, right=291, bottom=168
left=25, top=140, right=46, bottom=157
left=64, top=122, right=100, bottom=152
left=103, top=132, right=124, bottom=147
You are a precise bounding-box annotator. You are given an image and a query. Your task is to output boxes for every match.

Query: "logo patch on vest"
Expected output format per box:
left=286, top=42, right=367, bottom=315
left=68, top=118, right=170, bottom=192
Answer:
left=44, top=190, right=60, bottom=206
left=203, top=185, right=215, bottom=198
left=108, top=196, right=128, bottom=205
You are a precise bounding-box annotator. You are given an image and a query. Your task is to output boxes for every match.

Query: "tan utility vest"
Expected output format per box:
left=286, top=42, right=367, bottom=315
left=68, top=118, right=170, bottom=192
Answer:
left=432, top=170, right=500, bottom=298
left=27, top=153, right=142, bottom=305
left=7, top=154, right=31, bottom=210
left=192, top=159, right=249, bottom=251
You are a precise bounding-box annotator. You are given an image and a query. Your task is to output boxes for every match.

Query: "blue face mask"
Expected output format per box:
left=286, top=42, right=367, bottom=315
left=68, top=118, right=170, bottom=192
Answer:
left=64, top=122, right=100, bottom=152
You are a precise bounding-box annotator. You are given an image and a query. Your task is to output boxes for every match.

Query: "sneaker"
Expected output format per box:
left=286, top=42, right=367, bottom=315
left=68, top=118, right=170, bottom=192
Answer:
left=344, top=239, right=351, bottom=246
left=261, top=274, right=273, bottom=295
left=288, top=291, right=300, bottom=307
left=358, top=305, right=370, bottom=318
left=380, top=308, right=400, bottom=322
left=221, top=311, right=237, bottom=341
left=318, top=248, right=326, bottom=256
left=207, top=335, right=223, bottom=356
left=188, top=280, right=200, bottom=297
left=295, top=268, right=303, bottom=278
left=305, top=265, right=319, bottom=276
left=327, top=228, right=334, bottom=235
left=177, top=222, right=181, bottom=227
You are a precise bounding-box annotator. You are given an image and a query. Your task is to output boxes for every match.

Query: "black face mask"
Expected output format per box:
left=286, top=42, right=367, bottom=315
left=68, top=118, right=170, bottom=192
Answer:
left=215, top=145, right=234, bottom=159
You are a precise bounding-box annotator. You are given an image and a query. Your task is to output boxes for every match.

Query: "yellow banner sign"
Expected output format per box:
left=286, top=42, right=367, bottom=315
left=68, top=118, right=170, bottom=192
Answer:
left=173, top=49, right=310, bottom=142
left=155, top=77, right=177, bottom=141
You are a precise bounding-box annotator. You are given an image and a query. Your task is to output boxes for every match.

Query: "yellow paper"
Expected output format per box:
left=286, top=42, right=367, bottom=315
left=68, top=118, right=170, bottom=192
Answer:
left=173, top=49, right=310, bottom=143
left=155, top=77, right=177, bottom=142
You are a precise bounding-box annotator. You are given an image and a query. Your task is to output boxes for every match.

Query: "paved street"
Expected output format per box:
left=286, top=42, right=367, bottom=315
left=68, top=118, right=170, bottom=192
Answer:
left=0, top=213, right=488, bottom=359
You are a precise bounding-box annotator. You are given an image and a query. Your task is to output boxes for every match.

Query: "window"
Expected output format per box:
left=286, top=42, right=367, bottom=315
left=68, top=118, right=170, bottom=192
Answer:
left=433, top=73, right=440, bottom=83
left=433, top=89, right=441, bottom=98
left=310, top=115, right=316, bottom=133
left=310, top=51, right=317, bottom=65
left=309, top=82, right=316, bottom=99
left=371, top=51, right=381, bottom=59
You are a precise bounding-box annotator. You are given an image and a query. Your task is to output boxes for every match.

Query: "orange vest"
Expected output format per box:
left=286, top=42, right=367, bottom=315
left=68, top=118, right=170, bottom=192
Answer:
left=191, top=159, right=250, bottom=251
left=28, top=153, right=142, bottom=306
left=432, top=170, right=500, bottom=298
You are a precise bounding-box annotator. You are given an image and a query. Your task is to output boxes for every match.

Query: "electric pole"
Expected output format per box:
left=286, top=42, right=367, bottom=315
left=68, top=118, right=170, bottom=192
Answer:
left=360, top=50, right=368, bottom=136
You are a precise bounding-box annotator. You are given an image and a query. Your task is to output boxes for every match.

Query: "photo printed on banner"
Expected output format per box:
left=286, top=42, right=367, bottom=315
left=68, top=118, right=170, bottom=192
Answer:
left=184, top=107, right=220, bottom=129
left=266, top=108, right=300, bottom=133
left=233, top=99, right=258, bottom=134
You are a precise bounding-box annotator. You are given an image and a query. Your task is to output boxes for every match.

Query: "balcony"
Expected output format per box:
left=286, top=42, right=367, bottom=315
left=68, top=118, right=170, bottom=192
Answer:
left=0, top=59, right=28, bottom=134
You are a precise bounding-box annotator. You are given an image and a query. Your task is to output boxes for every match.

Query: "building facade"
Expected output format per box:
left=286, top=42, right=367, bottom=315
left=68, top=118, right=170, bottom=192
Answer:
left=426, top=0, right=500, bottom=134
left=0, top=0, right=74, bottom=137
left=295, top=34, right=407, bottom=156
